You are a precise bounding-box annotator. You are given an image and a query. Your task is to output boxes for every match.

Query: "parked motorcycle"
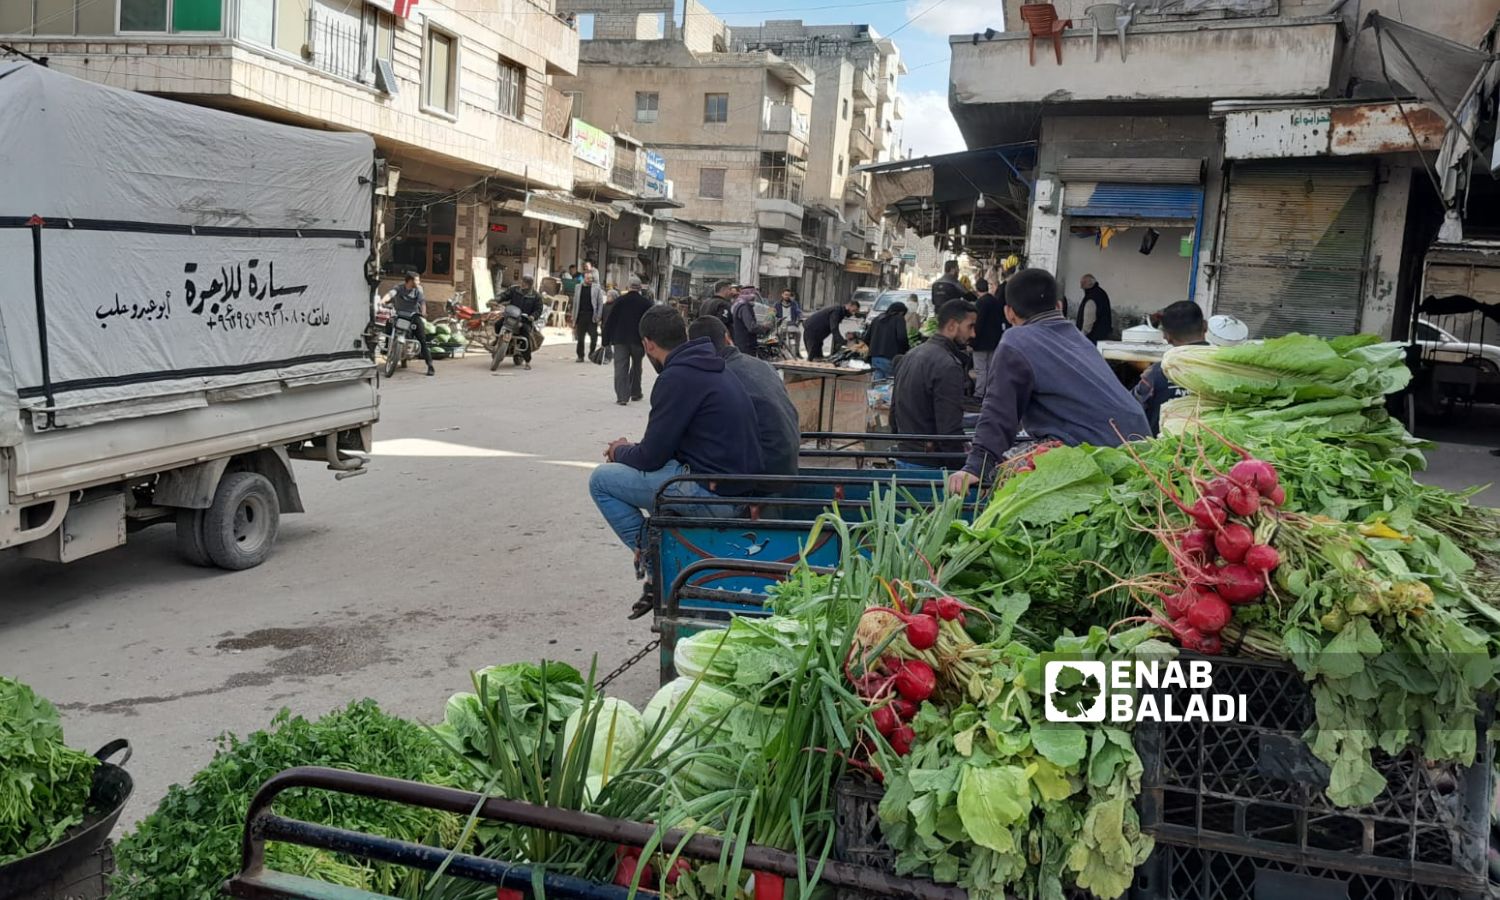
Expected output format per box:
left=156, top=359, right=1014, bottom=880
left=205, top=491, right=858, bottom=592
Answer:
left=439, top=291, right=503, bottom=353
left=489, top=304, right=545, bottom=371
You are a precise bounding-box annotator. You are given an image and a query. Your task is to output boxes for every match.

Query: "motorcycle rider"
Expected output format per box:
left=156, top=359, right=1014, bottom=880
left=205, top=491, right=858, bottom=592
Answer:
left=382, top=271, right=435, bottom=376
left=499, top=275, right=543, bottom=370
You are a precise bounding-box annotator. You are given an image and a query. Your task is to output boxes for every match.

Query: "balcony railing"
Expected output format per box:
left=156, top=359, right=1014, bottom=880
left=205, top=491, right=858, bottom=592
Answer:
left=758, top=171, right=804, bottom=205
left=763, top=103, right=810, bottom=141
left=306, top=10, right=366, bottom=83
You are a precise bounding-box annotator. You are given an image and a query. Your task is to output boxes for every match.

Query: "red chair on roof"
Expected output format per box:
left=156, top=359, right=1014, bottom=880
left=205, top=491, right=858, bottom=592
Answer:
left=1019, top=3, right=1073, bottom=66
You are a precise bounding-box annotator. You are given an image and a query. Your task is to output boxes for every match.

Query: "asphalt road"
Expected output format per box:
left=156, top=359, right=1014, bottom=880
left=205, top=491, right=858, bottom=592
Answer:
left=2, top=333, right=1497, bottom=827
left=0, top=334, right=662, bottom=825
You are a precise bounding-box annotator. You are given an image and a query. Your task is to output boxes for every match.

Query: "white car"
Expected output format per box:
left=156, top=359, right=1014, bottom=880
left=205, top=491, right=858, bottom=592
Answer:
left=1414, top=318, right=1500, bottom=377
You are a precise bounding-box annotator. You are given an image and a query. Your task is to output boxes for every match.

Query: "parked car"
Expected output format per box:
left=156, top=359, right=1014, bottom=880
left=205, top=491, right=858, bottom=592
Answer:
left=1414, top=318, right=1500, bottom=375
left=851, top=287, right=882, bottom=318
left=870, top=289, right=934, bottom=322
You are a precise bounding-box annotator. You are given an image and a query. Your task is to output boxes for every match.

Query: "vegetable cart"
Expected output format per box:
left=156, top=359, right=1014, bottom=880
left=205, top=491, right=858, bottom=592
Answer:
left=224, top=767, right=966, bottom=900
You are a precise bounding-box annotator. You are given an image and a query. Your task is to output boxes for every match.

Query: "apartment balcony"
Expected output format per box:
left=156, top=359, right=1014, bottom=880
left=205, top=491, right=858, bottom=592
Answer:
left=950, top=15, right=1343, bottom=145
left=2, top=17, right=577, bottom=190
left=761, top=103, right=810, bottom=155
left=843, top=178, right=868, bottom=205
left=757, top=171, right=804, bottom=231
left=852, top=67, right=876, bottom=110
left=893, top=94, right=904, bottom=121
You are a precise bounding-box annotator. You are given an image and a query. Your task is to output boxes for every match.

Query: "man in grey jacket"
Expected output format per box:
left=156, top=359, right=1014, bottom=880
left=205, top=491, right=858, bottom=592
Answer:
left=948, top=268, right=1149, bottom=494
left=689, top=316, right=800, bottom=479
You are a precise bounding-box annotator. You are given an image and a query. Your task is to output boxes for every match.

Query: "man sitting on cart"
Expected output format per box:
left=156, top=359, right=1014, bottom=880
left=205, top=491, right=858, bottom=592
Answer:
left=589, top=305, right=764, bottom=618
left=948, top=268, right=1150, bottom=494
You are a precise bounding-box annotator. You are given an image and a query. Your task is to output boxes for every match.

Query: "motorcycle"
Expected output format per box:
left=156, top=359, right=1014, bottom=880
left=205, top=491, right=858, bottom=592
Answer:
left=439, top=291, right=503, bottom=352
left=383, top=308, right=420, bottom=377
left=489, top=304, right=546, bottom=371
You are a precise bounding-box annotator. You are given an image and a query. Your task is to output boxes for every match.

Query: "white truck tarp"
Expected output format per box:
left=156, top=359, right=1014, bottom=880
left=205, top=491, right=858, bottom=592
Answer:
left=0, top=62, right=376, bottom=442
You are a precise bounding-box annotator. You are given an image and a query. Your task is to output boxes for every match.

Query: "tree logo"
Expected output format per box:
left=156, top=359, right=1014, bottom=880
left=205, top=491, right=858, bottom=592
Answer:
left=1044, top=660, right=1107, bottom=722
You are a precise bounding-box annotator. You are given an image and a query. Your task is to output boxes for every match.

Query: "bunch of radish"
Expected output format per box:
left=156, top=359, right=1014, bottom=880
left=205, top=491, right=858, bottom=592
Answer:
left=1120, top=434, right=1287, bottom=655
left=846, top=587, right=978, bottom=756
left=611, top=844, right=690, bottom=889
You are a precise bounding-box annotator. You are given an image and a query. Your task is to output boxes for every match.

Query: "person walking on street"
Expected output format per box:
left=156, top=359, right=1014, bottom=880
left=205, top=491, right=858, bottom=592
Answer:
left=930, top=260, right=965, bottom=305
left=382, top=271, right=435, bottom=376
left=603, top=278, right=653, bottom=405
left=891, top=299, right=978, bottom=468
left=971, top=277, right=1006, bottom=398
left=803, top=298, right=859, bottom=361
left=864, top=300, right=910, bottom=380
left=698, top=280, right=736, bottom=329
left=574, top=272, right=603, bottom=362
left=948, top=269, right=1148, bottom=494
left=1076, top=274, right=1113, bottom=344
left=730, top=287, right=767, bottom=356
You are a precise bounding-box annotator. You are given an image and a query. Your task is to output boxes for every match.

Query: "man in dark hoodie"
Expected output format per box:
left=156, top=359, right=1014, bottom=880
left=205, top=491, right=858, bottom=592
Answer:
left=948, top=268, right=1149, bottom=494
left=591, top=307, right=763, bottom=606
left=689, top=316, right=800, bottom=480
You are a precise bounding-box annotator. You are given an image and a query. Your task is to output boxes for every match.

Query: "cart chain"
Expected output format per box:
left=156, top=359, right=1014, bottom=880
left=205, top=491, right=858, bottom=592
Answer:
left=595, top=637, right=661, bottom=691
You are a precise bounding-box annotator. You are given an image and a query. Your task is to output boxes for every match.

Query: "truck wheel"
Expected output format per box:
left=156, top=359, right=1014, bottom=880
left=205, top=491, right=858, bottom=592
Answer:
left=203, top=472, right=280, bottom=570
left=174, top=509, right=213, bottom=567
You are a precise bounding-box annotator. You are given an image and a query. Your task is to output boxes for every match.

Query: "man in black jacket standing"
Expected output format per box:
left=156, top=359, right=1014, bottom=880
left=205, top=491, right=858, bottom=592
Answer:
left=891, top=299, right=977, bottom=468
left=574, top=272, right=604, bottom=362
left=971, top=277, right=1005, bottom=398
left=697, top=280, right=735, bottom=329
left=602, top=277, right=653, bottom=405
left=1076, top=274, right=1113, bottom=344
left=863, top=301, right=910, bottom=380
left=930, top=260, right=965, bottom=305
left=802, top=298, right=859, bottom=360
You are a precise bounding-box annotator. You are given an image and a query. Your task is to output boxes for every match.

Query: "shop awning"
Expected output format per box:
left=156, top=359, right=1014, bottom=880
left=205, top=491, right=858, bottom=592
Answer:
left=519, top=192, right=593, bottom=229
left=855, top=142, right=1037, bottom=254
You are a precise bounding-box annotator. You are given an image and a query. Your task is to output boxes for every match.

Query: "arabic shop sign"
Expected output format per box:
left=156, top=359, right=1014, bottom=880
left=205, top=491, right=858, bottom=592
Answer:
left=643, top=151, right=668, bottom=199
left=572, top=119, right=614, bottom=170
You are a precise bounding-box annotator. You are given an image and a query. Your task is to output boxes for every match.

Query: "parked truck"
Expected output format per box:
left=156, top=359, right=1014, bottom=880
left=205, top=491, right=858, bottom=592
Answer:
left=0, top=62, right=379, bottom=570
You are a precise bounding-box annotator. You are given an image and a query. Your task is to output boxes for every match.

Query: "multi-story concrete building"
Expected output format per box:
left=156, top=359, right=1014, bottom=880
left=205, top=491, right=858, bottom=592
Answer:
left=938, top=0, right=1498, bottom=340
left=553, top=0, right=820, bottom=297
left=1, top=0, right=582, bottom=304
left=730, top=21, right=907, bottom=308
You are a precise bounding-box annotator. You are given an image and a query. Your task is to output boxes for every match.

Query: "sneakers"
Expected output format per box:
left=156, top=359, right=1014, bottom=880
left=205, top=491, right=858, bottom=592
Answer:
left=616, top=399, right=628, bottom=406
left=631, top=394, right=643, bottom=402
left=425, top=367, right=436, bottom=376
left=524, top=362, right=532, bottom=370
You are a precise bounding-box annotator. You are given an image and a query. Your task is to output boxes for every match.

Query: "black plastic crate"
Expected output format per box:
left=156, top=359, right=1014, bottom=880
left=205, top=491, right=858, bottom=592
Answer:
left=1136, top=843, right=1486, bottom=900
left=1136, top=654, right=1493, bottom=890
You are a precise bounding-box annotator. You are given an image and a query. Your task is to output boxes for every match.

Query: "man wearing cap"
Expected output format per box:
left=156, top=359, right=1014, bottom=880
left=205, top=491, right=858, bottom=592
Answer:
left=949, top=268, right=1149, bottom=493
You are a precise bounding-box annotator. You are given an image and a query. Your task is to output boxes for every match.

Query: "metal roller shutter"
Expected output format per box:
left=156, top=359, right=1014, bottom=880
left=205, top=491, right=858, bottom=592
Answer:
left=1057, top=157, right=1205, bottom=184
left=1064, top=182, right=1203, bottom=221
left=1215, top=161, right=1375, bottom=338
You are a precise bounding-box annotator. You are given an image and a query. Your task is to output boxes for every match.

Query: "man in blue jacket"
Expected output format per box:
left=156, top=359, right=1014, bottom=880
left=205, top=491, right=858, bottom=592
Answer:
left=590, top=306, right=763, bottom=614
left=948, top=268, right=1150, bottom=494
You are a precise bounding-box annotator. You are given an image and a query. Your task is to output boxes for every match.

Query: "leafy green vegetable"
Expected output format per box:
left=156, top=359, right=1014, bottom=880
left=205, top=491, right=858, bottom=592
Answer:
left=114, top=701, right=472, bottom=899
left=1161, top=333, right=1410, bottom=406
left=561, top=697, right=644, bottom=779
left=0, top=677, right=98, bottom=866
left=434, top=660, right=585, bottom=776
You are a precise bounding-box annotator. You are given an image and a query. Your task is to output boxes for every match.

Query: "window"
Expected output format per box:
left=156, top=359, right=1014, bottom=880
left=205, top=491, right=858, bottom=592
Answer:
left=837, top=156, right=843, bottom=175
left=635, top=91, right=659, bottom=124
left=562, top=90, right=583, bottom=119
left=118, top=0, right=220, bottom=32
left=699, top=167, right=726, bottom=199
left=575, top=12, right=594, bottom=38
left=499, top=57, right=526, bottom=120
left=1416, top=323, right=1443, bottom=342
left=703, top=92, right=728, bottom=124
left=423, top=25, right=458, bottom=117
left=637, top=10, right=665, bottom=39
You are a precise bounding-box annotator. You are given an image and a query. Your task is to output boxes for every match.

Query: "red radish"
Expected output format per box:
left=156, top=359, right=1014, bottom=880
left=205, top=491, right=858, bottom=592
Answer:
left=1203, top=477, right=1234, bottom=502
left=754, top=872, right=786, bottom=900
left=1244, top=544, right=1280, bottom=573
left=1163, top=590, right=1192, bottom=620
left=871, top=705, right=899, bottom=736
left=1157, top=619, right=1203, bottom=648
left=1224, top=484, right=1261, bottom=518
left=889, top=724, right=916, bottom=755
left=903, top=613, right=940, bottom=651
left=892, top=698, right=920, bottom=720
left=1190, top=563, right=1222, bottom=593
left=1266, top=485, right=1287, bottom=507
left=613, top=856, right=643, bottom=888
left=1181, top=529, right=1215, bottom=564
left=1189, top=496, right=1228, bottom=530
left=1184, top=592, right=1232, bottom=634
left=665, top=859, right=691, bottom=886
left=930, top=596, right=968, bottom=621
left=1214, top=523, right=1255, bottom=564
left=1230, top=458, right=1279, bottom=494
left=893, top=659, right=936, bottom=702
left=1196, top=634, right=1224, bottom=655
left=1215, top=563, right=1265, bottom=605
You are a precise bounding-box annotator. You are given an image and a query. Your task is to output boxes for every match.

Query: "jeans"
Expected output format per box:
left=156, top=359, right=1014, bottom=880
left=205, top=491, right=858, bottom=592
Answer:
left=387, top=315, right=433, bottom=367
left=613, top=343, right=644, bottom=402
left=575, top=317, right=598, bottom=361
left=893, top=458, right=931, bottom=471
left=871, top=356, right=894, bottom=380
left=589, top=460, right=738, bottom=552
left=972, top=349, right=991, bottom=398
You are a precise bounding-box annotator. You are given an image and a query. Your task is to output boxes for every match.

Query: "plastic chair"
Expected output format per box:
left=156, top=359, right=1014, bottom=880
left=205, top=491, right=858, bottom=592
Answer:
left=1084, top=3, right=1135, bottom=62
left=1019, top=3, right=1072, bottom=66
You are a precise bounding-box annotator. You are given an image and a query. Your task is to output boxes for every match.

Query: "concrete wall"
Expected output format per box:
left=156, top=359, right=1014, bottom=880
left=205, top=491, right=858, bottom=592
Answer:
left=805, top=57, right=854, bottom=207
left=1360, top=160, right=1413, bottom=338
left=681, top=0, right=730, bottom=54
